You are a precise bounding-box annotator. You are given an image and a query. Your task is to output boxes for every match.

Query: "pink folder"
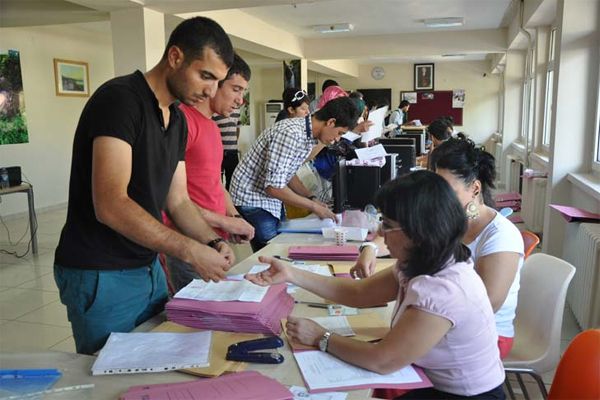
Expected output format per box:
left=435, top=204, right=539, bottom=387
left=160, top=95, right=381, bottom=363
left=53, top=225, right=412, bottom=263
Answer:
left=288, top=245, right=359, bottom=261
left=120, top=371, right=293, bottom=400
left=549, top=204, right=600, bottom=223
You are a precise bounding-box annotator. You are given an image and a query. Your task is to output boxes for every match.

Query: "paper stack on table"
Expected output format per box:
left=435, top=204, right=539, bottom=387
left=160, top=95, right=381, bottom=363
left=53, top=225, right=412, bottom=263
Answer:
left=288, top=245, right=359, bottom=261
left=91, top=331, right=211, bottom=375
left=166, top=282, right=294, bottom=335
left=120, top=371, right=293, bottom=400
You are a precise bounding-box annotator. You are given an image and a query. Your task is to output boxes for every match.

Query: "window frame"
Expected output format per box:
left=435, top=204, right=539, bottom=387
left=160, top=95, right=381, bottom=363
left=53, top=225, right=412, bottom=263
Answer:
left=541, top=27, right=557, bottom=151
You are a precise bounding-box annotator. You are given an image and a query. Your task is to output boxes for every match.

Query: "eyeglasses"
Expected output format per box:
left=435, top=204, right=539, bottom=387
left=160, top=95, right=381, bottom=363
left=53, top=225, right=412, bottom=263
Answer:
left=291, top=90, right=308, bottom=103
left=378, top=220, right=403, bottom=234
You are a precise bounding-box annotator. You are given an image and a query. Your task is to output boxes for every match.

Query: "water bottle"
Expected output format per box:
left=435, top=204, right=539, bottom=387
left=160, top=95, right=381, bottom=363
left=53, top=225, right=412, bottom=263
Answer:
left=364, top=204, right=379, bottom=233
left=0, top=168, right=9, bottom=189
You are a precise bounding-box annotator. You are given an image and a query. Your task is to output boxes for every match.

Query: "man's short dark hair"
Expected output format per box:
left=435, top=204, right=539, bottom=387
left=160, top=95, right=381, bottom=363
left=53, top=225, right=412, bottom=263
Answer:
left=314, top=97, right=360, bottom=130
left=428, top=117, right=453, bottom=141
left=399, top=100, right=410, bottom=108
left=322, top=79, right=338, bottom=92
left=219, top=53, right=251, bottom=87
left=163, top=16, right=234, bottom=68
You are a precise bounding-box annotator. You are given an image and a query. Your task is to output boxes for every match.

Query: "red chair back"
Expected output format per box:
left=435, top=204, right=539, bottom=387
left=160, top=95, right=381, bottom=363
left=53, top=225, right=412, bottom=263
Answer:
left=521, top=230, right=540, bottom=259
left=548, top=329, right=600, bottom=399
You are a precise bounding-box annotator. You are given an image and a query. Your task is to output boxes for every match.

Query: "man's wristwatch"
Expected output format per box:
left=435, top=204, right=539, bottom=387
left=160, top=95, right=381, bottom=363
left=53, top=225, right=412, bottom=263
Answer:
left=318, top=331, right=332, bottom=352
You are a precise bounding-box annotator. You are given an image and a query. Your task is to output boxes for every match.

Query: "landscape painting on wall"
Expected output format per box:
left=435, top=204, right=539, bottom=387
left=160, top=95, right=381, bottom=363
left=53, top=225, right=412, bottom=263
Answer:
left=53, top=58, right=89, bottom=97
left=0, top=49, right=29, bottom=145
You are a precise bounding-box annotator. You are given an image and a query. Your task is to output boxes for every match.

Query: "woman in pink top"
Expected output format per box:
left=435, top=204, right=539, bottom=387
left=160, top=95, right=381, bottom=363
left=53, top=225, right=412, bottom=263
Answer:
left=247, top=171, right=505, bottom=399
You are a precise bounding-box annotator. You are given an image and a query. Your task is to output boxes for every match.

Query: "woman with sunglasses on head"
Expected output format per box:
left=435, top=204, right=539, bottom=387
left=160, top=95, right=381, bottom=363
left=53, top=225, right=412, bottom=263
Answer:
left=246, top=171, right=506, bottom=400
left=275, top=87, right=310, bottom=122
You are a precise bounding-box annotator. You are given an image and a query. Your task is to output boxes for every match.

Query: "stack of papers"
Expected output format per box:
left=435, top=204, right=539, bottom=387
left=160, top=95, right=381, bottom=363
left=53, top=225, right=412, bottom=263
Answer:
left=166, top=283, right=294, bottom=335
left=278, top=217, right=337, bottom=233
left=174, top=279, right=268, bottom=303
left=91, top=331, right=211, bottom=375
left=288, top=245, right=359, bottom=261
left=120, top=371, right=293, bottom=400
left=293, top=351, right=432, bottom=393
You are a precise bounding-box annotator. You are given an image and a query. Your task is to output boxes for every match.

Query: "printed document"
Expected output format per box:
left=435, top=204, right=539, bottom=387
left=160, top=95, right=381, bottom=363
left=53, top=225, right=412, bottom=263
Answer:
left=361, top=106, right=388, bottom=142
left=174, top=279, right=268, bottom=302
left=309, top=316, right=355, bottom=337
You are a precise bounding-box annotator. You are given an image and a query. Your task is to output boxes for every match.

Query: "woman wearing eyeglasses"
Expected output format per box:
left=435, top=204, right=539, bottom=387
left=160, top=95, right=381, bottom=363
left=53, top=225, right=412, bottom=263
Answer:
left=246, top=171, right=506, bottom=399
left=275, top=87, right=310, bottom=123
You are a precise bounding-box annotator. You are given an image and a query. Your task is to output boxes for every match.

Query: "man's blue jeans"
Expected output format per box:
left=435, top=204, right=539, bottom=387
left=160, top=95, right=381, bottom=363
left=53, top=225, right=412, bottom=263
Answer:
left=237, top=206, right=282, bottom=251
left=54, top=258, right=167, bottom=355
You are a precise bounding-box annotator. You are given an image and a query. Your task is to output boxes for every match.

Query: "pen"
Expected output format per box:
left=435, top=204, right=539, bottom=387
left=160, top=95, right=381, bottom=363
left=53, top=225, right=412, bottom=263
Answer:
left=274, top=255, right=294, bottom=262
left=294, top=300, right=329, bottom=309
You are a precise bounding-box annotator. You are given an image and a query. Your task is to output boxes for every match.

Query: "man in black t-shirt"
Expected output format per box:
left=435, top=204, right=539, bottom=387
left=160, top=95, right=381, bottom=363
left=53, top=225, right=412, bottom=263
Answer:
left=54, top=17, right=236, bottom=355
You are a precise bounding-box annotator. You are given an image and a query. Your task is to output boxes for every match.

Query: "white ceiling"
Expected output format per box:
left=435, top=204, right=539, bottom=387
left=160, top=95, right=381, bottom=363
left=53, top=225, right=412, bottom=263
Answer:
left=1, top=0, right=518, bottom=66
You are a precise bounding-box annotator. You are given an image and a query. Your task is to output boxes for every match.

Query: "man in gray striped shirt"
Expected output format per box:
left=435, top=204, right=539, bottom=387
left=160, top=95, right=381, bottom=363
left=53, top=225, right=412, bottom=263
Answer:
left=213, top=110, right=240, bottom=190
left=230, top=97, right=360, bottom=251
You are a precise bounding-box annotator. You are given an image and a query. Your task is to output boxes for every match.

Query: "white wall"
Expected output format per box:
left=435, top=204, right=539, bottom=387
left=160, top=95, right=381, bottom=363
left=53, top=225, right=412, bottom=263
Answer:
left=314, top=61, right=501, bottom=144
left=0, top=23, right=114, bottom=216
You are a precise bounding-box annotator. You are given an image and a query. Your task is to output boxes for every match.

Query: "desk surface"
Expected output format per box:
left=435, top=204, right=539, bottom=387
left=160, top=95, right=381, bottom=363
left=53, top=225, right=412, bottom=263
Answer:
left=0, top=236, right=393, bottom=399
left=0, top=182, right=32, bottom=195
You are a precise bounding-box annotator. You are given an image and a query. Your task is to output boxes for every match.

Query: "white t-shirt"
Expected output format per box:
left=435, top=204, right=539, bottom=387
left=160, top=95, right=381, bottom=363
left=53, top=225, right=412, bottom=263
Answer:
left=467, top=212, right=524, bottom=337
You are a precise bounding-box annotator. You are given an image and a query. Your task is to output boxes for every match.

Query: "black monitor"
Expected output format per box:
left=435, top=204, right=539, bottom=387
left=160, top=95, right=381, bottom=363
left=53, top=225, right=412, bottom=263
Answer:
left=379, top=137, right=416, bottom=147
left=332, top=159, right=348, bottom=213
left=382, top=144, right=416, bottom=176
left=401, top=133, right=425, bottom=155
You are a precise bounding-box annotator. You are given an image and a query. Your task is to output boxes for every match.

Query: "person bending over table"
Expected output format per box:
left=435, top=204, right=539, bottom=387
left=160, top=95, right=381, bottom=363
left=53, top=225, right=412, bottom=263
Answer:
left=247, top=171, right=506, bottom=399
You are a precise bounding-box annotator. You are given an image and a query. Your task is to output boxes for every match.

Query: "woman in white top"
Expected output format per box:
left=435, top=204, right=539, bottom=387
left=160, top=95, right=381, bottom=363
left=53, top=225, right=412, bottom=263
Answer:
left=353, top=138, right=523, bottom=359
left=247, top=171, right=505, bottom=399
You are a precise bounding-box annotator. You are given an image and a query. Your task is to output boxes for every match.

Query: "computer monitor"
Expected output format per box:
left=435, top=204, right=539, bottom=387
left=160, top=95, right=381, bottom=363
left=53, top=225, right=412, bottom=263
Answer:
left=332, top=159, right=348, bottom=214
left=401, top=133, right=425, bottom=155
left=379, top=137, right=416, bottom=147
left=346, top=165, right=381, bottom=210
left=382, top=144, right=416, bottom=176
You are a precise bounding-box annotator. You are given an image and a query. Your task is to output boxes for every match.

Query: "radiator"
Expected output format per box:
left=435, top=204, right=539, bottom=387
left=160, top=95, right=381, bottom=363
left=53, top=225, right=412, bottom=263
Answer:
left=521, top=177, right=547, bottom=232
left=508, top=157, right=524, bottom=194
left=494, top=143, right=503, bottom=180
left=563, top=223, right=600, bottom=329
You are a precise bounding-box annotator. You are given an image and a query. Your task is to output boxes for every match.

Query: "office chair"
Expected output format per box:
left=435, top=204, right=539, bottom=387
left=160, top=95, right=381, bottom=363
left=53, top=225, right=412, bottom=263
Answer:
left=547, top=329, right=600, bottom=399
left=504, top=253, right=575, bottom=400
left=521, top=230, right=540, bottom=259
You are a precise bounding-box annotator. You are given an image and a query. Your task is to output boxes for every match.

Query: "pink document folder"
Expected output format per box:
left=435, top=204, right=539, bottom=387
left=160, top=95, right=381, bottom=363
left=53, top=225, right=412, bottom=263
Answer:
left=288, top=245, right=359, bottom=261
left=549, top=204, right=600, bottom=223
left=120, top=371, right=293, bottom=400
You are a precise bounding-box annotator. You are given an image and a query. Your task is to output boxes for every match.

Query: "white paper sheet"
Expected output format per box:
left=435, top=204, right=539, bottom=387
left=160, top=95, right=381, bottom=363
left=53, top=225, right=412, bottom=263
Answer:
left=309, top=316, right=355, bottom=337
left=174, top=279, right=268, bottom=302
left=279, top=217, right=337, bottom=232
left=355, top=144, right=388, bottom=161
left=322, top=227, right=367, bottom=241
left=290, top=386, right=347, bottom=400
left=361, top=106, right=388, bottom=142
left=92, top=331, right=211, bottom=375
left=294, top=351, right=423, bottom=391
left=341, top=131, right=361, bottom=142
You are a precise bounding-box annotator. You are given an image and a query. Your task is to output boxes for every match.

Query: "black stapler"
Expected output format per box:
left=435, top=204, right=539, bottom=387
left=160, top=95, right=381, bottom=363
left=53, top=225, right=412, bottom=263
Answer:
left=226, top=336, right=284, bottom=364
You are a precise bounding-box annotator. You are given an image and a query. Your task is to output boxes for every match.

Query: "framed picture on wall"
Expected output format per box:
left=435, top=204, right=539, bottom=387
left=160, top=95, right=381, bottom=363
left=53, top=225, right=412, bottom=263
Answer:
left=53, top=58, right=90, bottom=97
left=414, top=63, right=434, bottom=91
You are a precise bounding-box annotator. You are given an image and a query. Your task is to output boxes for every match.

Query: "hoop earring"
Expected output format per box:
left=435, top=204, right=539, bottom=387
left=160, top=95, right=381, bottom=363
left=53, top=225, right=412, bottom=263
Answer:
left=465, top=201, right=480, bottom=220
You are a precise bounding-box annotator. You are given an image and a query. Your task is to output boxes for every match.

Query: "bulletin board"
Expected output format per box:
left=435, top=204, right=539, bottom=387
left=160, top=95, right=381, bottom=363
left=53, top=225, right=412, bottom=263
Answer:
left=402, top=90, right=463, bottom=125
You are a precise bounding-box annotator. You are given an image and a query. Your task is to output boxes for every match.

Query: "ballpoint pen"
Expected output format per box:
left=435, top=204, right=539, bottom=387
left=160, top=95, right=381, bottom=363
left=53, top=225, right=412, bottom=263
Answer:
left=294, top=300, right=329, bottom=309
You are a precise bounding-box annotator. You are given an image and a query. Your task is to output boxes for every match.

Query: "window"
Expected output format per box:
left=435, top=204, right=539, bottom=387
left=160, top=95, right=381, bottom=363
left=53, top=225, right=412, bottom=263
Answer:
left=542, top=28, right=557, bottom=147
left=520, top=47, right=535, bottom=146
left=594, top=58, right=600, bottom=173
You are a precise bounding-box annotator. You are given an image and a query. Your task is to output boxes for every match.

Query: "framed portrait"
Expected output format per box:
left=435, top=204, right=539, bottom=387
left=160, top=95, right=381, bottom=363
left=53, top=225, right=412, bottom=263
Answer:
left=414, top=63, right=434, bottom=91
left=53, top=58, right=90, bottom=97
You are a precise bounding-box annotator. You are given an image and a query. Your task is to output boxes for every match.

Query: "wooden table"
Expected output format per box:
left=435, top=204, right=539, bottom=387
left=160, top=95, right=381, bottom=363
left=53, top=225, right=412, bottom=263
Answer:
left=0, top=183, right=38, bottom=254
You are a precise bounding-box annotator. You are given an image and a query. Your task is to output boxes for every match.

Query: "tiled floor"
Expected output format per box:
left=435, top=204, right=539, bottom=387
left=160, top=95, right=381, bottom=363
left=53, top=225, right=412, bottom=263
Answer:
left=0, top=206, right=582, bottom=398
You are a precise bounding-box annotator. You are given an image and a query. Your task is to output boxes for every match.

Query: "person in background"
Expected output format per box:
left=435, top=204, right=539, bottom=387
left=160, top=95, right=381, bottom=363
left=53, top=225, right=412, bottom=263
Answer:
left=164, top=53, right=255, bottom=293
left=230, top=97, right=360, bottom=251
left=309, top=79, right=339, bottom=112
left=53, top=17, right=235, bottom=355
left=429, top=137, right=523, bottom=359
left=275, top=87, right=310, bottom=122
left=416, top=117, right=453, bottom=167
left=213, top=110, right=241, bottom=191
left=388, top=100, right=412, bottom=136
left=247, top=171, right=506, bottom=399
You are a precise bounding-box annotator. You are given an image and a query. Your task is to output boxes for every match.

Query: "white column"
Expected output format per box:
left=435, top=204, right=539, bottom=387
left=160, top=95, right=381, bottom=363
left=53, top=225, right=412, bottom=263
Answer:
left=110, top=7, right=165, bottom=76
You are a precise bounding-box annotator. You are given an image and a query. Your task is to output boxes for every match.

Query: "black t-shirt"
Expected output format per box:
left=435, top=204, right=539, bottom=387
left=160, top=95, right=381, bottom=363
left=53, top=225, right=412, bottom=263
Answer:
left=54, top=71, right=187, bottom=270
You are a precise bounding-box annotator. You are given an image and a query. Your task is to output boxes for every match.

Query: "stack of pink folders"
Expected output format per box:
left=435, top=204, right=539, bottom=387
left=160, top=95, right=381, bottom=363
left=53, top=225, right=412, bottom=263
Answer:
left=165, top=283, right=293, bottom=335
left=288, top=245, right=359, bottom=261
left=120, top=371, right=293, bottom=400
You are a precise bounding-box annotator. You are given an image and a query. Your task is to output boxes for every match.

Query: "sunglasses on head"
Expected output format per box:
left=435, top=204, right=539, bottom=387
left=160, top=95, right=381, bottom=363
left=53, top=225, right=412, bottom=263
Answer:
left=291, top=90, right=308, bottom=103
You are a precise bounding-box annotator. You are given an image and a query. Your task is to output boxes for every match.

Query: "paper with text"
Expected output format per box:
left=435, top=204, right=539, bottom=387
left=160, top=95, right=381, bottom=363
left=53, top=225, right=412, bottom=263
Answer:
left=309, top=316, right=355, bottom=337
left=92, top=331, right=211, bottom=375
left=341, top=131, right=361, bottom=142
left=174, top=279, right=268, bottom=302
left=361, top=106, right=388, bottom=142
left=289, top=386, right=347, bottom=400
left=355, top=144, right=388, bottom=161
left=294, top=350, right=424, bottom=391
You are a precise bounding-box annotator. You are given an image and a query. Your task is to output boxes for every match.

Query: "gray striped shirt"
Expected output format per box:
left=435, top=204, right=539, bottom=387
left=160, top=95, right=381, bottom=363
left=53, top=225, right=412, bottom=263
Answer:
left=212, top=111, right=240, bottom=151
